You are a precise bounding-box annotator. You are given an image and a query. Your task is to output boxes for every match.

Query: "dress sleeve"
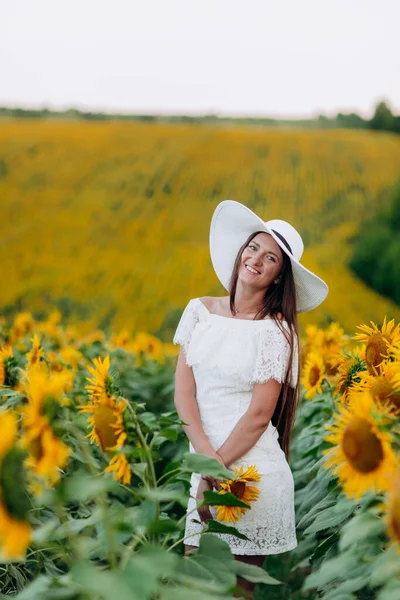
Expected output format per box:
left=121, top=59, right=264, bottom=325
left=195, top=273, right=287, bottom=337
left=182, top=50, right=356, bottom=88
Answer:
left=251, top=326, right=299, bottom=388
left=172, top=298, right=200, bottom=357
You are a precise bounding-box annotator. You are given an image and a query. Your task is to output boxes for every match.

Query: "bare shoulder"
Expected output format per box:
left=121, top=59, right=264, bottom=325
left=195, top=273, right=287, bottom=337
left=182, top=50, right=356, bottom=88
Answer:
left=198, top=296, right=218, bottom=312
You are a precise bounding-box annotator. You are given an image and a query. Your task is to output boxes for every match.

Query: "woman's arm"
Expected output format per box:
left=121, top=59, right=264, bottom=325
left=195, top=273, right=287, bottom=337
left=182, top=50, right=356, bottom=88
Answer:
left=174, top=348, right=222, bottom=461
left=215, top=378, right=282, bottom=468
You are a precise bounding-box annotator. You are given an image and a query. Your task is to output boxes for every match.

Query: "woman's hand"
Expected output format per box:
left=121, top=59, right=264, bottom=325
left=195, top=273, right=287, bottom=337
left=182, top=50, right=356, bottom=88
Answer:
left=196, top=476, right=213, bottom=524
left=202, top=452, right=227, bottom=491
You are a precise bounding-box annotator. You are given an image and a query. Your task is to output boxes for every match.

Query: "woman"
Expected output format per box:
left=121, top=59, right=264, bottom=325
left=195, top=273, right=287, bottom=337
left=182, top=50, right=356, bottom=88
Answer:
left=173, top=200, right=328, bottom=597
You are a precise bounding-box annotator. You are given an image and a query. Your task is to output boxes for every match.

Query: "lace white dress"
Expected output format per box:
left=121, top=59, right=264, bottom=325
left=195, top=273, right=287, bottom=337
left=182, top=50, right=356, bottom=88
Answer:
left=173, top=297, right=299, bottom=555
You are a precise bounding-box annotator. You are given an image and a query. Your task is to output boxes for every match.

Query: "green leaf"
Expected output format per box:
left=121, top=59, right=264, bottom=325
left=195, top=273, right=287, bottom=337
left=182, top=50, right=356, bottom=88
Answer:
left=159, top=427, right=178, bottom=442
left=147, top=518, right=180, bottom=534
left=159, top=589, right=233, bottom=600
left=70, top=562, right=148, bottom=600
left=339, top=510, right=386, bottom=551
left=297, top=495, right=337, bottom=529
left=130, top=462, right=148, bottom=479
left=139, top=412, right=159, bottom=430
left=303, top=546, right=360, bottom=590
left=378, top=580, right=400, bottom=600
left=202, top=519, right=249, bottom=540
left=177, top=534, right=236, bottom=591
left=13, top=576, right=50, bottom=599
left=63, top=471, right=120, bottom=503
left=369, top=544, right=400, bottom=586
left=234, top=561, right=282, bottom=585
left=137, top=488, right=188, bottom=506
left=181, top=452, right=235, bottom=479
left=202, top=490, right=250, bottom=508
left=303, top=497, right=355, bottom=535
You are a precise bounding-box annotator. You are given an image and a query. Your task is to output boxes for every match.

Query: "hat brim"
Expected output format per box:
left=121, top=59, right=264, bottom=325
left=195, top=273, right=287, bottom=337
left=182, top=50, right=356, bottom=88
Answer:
left=209, top=200, right=329, bottom=313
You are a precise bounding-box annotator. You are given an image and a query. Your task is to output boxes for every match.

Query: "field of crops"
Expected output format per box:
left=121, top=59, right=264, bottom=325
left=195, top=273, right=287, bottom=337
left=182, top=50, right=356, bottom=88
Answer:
left=1, top=304, right=400, bottom=598
left=1, top=121, right=400, bottom=339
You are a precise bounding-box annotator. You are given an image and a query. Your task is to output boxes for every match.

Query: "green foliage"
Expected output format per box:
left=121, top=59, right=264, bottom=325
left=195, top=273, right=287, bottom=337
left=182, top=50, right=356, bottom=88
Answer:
left=349, top=181, right=400, bottom=305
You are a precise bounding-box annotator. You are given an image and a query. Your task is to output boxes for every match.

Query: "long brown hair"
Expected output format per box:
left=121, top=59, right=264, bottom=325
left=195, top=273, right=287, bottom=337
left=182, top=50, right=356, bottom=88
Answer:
left=228, top=231, right=301, bottom=462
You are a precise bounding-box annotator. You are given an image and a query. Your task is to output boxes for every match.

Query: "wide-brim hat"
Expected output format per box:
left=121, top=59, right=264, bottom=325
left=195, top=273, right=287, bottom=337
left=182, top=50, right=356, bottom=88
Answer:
left=209, top=200, right=329, bottom=313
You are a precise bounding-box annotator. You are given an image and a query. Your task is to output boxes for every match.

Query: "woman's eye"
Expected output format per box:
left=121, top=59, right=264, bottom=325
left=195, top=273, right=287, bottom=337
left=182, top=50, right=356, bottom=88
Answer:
left=266, top=255, right=275, bottom=262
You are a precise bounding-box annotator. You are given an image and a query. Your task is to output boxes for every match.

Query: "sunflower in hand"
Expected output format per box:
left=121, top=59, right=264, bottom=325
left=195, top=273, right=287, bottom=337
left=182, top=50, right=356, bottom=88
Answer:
left=204, top=465, right=262, bottom=525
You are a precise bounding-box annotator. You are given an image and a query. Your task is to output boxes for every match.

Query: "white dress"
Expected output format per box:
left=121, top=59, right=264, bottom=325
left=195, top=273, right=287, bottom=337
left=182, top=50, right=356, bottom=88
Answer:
left=173, top=297, right=299, bottom=555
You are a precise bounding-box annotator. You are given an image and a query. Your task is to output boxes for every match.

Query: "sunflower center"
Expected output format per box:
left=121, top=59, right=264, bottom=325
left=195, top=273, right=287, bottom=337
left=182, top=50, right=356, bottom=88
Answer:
left=28, top=435, right=44, bottom=461
left=365, top=334, right=388, bottom=373
left=230, top=481, right=246, bottom=499
left=94, top=405, right=117, bottom=451
left=0, top=447, right=30, bottom=521
left=309, top=366, right=321, bottom=387
left=342, top=416, right=384, bottom=473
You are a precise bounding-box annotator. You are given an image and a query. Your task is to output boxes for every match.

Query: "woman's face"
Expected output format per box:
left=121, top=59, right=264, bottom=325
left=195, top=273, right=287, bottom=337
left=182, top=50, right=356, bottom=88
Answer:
left=239, top=232, right=283, bottom=289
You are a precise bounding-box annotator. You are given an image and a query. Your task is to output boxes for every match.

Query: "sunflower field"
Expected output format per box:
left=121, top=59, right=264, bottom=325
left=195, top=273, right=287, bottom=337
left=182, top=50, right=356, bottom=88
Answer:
left=1, top=121, right=400, bottom=338
left=1, top=305, right=400, bottom=599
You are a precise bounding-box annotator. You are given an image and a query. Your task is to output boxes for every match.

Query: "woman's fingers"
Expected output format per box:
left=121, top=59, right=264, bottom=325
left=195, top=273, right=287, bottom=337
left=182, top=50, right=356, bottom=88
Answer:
left=198, top=506, right=213, bottom=523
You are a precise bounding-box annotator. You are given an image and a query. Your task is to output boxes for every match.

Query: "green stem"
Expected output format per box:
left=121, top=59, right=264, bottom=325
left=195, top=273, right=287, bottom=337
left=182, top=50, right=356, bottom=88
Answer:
left=126, top=403, right=160, bottom=536
left=156, top=467, right=181, bottom=486
left=65, top=423, right=117, bottom=570
left=162, top=502, right=203, bottom=548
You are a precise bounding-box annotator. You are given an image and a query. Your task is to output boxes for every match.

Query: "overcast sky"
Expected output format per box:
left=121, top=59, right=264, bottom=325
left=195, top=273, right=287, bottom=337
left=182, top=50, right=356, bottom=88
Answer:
left=1, top=0, right=399, bottom=118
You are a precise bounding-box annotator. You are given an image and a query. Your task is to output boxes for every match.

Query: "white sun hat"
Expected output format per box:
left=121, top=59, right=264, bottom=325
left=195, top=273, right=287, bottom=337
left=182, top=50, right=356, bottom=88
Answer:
left=209, top=200, right=329, bottom=313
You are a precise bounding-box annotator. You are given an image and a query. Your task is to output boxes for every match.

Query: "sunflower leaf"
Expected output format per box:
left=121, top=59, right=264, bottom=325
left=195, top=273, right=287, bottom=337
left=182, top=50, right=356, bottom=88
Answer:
left=180, top=453, right=236, bottom=479
left=201, top=490, right=250, bottom=508
left=339, top=510, right=386, bottom=551
left=234, top=561, right=282, bottom=585
left=201, top=519, right=249, bottom=540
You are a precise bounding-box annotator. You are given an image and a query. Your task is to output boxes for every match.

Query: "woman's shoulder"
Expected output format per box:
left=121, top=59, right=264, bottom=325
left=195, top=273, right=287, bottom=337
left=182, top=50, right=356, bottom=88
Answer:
left=198, top=296, right=284, bottom=321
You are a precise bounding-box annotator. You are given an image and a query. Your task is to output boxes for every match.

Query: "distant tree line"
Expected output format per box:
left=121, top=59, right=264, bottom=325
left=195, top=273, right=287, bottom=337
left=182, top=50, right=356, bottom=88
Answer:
left=0, top=100, right=399, bottom=134
left=349, top=181, right=400, bottom=306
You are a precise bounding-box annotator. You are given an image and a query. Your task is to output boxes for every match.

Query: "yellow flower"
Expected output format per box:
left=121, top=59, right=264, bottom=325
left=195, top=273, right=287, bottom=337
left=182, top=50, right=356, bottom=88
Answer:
left=348, top=360, right=400, bottom=413
left=85, top=355, right=114, bottom=403
left=301, top=351, right=326, bottom=399
left=0, top=411, right=31, bottom=560
left=78, top=395, right=131, bottom=485
left=58, top=346, right=83, bottom=369
left=110, top=329, right=132, bottom=350
left=132, top=333, right=165, bottom=364
left=0, top=345, right=15, bottom=387
left=20, top=369, right=71, bottom=485
left=353, top=317, right=400, bottom=375
left=323, top=391, right=398, bottom=499
left=105, top=453, right=131, bottom=485
left=9, top=312, right=35, bottom=342
left=334, top=351, right=367, bottom=401
left=26, top=333, right=46, bottom=371
left=215, top=465, right=261, bottom=525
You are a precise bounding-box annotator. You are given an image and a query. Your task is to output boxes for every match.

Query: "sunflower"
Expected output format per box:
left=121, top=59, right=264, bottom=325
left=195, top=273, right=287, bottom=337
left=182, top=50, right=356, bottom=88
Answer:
left=110, top=329, right=132, bottom=350
left=323, top=391, right=398, bottom=499
left=78, top=394, right=131, bottom=485
left=26, top=333, right=46, bottom=371
left=353, top=317, right=400, bottom=375
left=301, top=351, right=326, bottom=399
left=0, top=411, right=31, bottom=560
left=322, top=322, right=348, bottom=375
left=9, top=312, right=35, bottom=343
left=334, top=351, right=368, bottom=401
left=0, top=345, right=18, bottom=388
left=215, top=465, right=261, bottom=525
left=347, top=360, right=400, bottom=413
left=132, top=333, right=165, bottom=365
left=85, top=355, right=118, bottom=403
left=20, top=369, right=71, bottom=485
